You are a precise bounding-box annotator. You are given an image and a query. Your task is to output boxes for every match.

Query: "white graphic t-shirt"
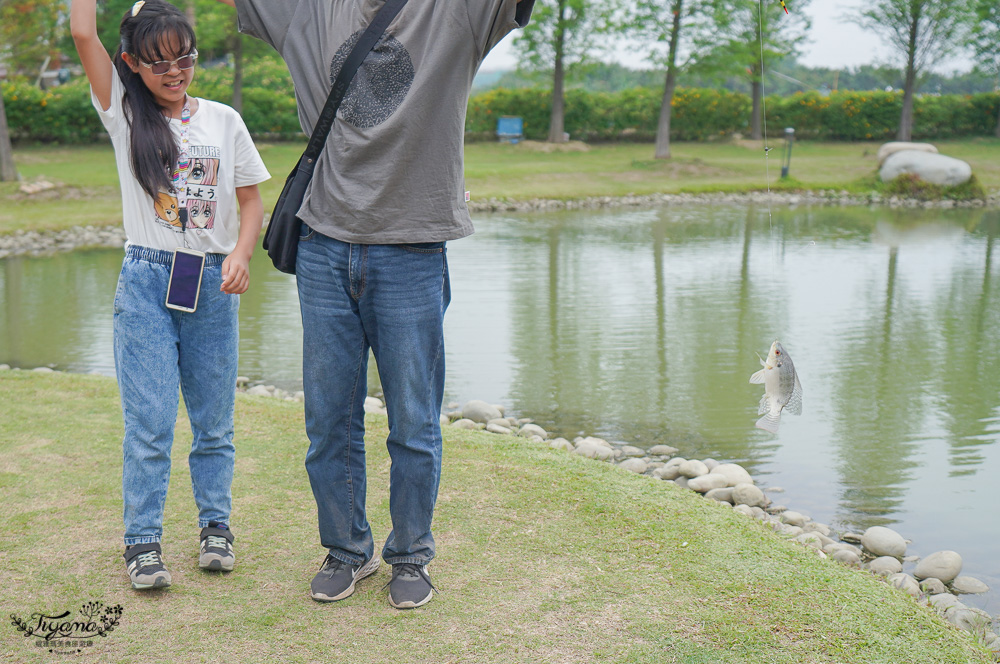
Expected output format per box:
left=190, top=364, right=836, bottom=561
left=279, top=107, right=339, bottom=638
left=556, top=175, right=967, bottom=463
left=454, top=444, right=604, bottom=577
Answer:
left=92, top=70, right=270, bottom=254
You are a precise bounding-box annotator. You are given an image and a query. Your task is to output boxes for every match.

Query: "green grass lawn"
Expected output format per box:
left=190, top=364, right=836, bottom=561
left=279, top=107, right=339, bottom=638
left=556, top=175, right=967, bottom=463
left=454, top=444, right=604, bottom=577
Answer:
left=0, top=370, right=993, bottom=663
left=3, top=138, right=999, bottom=236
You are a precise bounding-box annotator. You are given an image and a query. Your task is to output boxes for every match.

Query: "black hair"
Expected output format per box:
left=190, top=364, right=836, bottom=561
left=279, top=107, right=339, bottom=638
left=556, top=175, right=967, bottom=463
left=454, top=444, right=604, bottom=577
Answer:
left=113, top=1, right=196, bottom=201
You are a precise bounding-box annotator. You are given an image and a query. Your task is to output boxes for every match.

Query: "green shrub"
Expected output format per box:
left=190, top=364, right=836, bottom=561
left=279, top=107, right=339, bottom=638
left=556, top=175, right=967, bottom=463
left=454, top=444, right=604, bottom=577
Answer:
left=880, top=172, right=986, bottom=201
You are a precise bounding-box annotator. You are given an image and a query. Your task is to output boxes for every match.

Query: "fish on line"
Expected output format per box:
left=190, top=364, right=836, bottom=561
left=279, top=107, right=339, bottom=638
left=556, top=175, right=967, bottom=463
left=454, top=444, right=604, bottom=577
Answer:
left=748, top=340, right=803, bottom=433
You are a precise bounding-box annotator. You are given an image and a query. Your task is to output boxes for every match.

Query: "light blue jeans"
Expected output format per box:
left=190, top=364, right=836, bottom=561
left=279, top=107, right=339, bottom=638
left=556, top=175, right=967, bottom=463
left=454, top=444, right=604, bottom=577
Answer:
left=114, top=245, right=239, bottom=546
left=295, top=224, right=449, bottom=567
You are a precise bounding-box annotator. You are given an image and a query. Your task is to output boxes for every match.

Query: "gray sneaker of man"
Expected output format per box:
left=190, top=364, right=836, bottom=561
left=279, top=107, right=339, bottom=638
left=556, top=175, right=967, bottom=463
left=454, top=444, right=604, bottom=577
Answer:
left=124, top=542, right=171, bottom=590
left=199, top=522, right=235, bottom=572
left=387, top=563, right=435, bottom=609
left=310, top=554, right=381, bottom=602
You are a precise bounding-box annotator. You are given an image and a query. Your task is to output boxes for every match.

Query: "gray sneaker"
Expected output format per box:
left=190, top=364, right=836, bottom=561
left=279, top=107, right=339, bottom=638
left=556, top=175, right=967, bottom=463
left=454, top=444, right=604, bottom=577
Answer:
left=387, top=563, right=435, bottom=609
left=310, top=554, right=380, bottom=602
left=124, top=543, right=171, bottom=590
left=199, top=522, right=235, bottom=571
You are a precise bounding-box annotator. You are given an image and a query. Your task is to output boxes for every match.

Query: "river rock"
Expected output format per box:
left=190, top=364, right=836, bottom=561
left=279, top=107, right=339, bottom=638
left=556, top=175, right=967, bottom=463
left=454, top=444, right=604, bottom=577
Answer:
left=888, top=573, right=921, bottom=598
left=678, top=460, right=709, bottom=478
left=860, top=526, right=906, bottom=558
left=780, top=511, right=808, bottom=527
left=868, top=556, right=903, bottom=576
left=825, top=542, right=863, bottom=557
left=648, top=445, right=678, bottom=456
left=876, top=141, right=938, bottom=166
left=549, top=438, right=574, bottom=452
left=618, top=458, right=648, bottom=474
left=704, top=487, right=735, bottom=504
left=880, top=150, right=972, bottom=186
left=832, top=549, right=862, bottom=566
left=920, top=578, right=948, bottom=595
left=951, top=576, right=989, bottom=594
left=246, top=385, right=272, bottom=397
left=713, top=463, right=754, bottom=487
left=619, top=445, right=645, bottom=458
left=518, top=423, right=548, bottom=439
left=576, top=436, right=613, bottom=449
left=364, top=396, right=385, bottom=413
left=802, top=522, right=831, bottom=537
left=451, top=418, right=480, bottom=430
left=574, top=441, right=614, bottom=460
left=928, top=593, right=963, bottom=611
left=486, top=422, right=513, bottom=435
left=913, top=551, right=963, bottom=583
left=945, top=606, right=992, bottom=632
left=653, top=465, right=681, bottom=481
left=732, top=483, right=767, bottom=508
left=703, top=458, right=720, bottom=471
left=733, top=504, right=755, bottom=517
left=687, top=473, right=728, bottom=493
left=462, top=400, right=503, bottom=424
left=794, top=533, right=824, bottom=549
left=674, top=477, right=689, bottom=489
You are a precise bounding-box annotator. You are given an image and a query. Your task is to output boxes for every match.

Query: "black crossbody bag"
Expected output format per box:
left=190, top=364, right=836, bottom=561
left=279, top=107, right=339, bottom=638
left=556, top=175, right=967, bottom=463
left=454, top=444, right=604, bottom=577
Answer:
left=263, top=0, right=409, bottom=274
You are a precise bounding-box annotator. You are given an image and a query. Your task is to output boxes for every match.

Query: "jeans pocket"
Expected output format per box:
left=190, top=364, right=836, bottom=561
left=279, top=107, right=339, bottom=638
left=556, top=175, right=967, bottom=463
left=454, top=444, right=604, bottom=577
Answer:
left=400, top=241, right=446, bottom=254
left=298, top=221, right=316, bottom=242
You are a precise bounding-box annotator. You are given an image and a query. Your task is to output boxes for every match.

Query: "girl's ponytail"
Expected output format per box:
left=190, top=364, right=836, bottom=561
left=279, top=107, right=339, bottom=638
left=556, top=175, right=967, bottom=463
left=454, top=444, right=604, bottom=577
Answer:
left=114, top=1, right=196, bottom=202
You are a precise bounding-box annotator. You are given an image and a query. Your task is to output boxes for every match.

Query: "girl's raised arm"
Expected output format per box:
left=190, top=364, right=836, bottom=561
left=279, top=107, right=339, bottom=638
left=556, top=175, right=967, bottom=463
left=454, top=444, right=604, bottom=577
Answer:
left=71, top=0, right=114, bottom=111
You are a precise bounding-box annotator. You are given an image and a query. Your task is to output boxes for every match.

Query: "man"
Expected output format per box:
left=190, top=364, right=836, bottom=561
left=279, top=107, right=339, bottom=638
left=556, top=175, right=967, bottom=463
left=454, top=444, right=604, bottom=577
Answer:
left=215, top=0, right=535, bottom=608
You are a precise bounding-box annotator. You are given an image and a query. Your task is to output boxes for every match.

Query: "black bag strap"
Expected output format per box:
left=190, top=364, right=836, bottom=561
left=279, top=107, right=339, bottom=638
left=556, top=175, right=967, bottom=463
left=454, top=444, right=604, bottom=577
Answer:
left=302, top=0, right=409, bottom=164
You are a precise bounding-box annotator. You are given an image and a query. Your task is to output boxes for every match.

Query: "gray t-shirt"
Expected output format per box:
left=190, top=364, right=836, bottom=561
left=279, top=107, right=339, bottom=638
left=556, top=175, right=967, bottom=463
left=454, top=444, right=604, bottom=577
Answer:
left=235, top=0, right=534, bottom=244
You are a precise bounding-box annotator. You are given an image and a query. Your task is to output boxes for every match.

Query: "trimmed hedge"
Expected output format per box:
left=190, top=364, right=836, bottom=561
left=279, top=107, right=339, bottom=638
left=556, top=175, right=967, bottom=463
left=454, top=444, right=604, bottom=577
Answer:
left=4, top=73, right=999, bottom=144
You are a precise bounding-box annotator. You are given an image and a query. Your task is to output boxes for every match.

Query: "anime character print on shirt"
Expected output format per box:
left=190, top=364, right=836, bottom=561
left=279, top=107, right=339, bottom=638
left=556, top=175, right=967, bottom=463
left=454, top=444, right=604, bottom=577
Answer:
left=152, top=147, right=221, bottom=233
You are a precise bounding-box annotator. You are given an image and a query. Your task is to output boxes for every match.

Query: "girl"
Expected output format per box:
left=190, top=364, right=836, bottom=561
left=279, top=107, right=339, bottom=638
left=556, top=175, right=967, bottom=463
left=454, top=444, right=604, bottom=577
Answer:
left=71, top=0, right=270, bottom=589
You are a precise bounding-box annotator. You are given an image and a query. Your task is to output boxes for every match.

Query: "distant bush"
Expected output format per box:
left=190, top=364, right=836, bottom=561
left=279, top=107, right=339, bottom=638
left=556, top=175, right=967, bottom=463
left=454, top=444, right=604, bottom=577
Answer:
left=2, top=78, right=105, bottom=143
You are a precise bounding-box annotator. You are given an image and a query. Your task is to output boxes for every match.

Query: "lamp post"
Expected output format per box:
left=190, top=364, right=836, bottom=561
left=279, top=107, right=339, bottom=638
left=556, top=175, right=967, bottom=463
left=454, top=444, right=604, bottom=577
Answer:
left=780, top=127, right=795, bottom=179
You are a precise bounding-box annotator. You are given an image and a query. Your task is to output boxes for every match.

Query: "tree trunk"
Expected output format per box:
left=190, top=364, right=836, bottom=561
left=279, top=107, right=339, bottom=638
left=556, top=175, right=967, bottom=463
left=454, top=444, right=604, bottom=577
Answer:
left=654, top=0, right=684, bottom=160
left=897, top=12, right=920, bottom=141
left=232, top=33, right=244, bottom=114
left=750, top=70, right=763, bottom=140
left=0, top=93, right=18, bottom=182
left=548, top=1, right=566, bottom=143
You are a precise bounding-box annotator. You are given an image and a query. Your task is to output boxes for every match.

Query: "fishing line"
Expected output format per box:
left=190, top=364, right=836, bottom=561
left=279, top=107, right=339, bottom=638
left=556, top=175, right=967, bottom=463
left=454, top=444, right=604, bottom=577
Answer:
left=757, top=0, right=775, bottom=270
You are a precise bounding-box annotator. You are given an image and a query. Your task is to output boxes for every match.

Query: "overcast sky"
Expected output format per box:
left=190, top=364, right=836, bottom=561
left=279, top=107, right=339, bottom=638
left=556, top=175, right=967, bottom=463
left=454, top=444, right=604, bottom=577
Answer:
left=481, top=0, right=976, bottom=74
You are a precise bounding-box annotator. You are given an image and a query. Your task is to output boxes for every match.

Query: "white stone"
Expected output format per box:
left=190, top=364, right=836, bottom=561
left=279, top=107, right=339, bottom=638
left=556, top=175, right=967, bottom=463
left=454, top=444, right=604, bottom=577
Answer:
left=246, top=385, right=272, bottom=397
left=618, top=458, right=648, bottom=474
left=462, top=400, right=502, bottom=424
left=733, top=504, right=755, bottom=517
left=678, top=460, right=709, bottom=478
left=576, top=436, right=613, bottom=449
left=877, top=141, right=938, bottom=166
left=802, top=522, right=831, bottom=537
left=713, top=463, right=754, bottom=487
left=653, top=465, right=681, bottom=481
left=574, top=442, right=613, bottom=460
left=450, top=418, right=480, bottom=430
left=860, top=526, right=906, bottom=558
left=704, top=487, right=735, bottom=504
left=928, top=593, right=962, bottom=612
left=952, top=576, right=989, bottom=594
left=619, top=445, right=645, bottom=458
left=832, top=549, right=862, bottom=566
left=486, top=423, right=513, bottom=435
left=794, top=533, right=824, bottom=549
left=687, top=473, right=728, bottom=493
left=913, top=550, right=963, bottom=583
left=880, top=150, right=972, bottom=187
left=732, top=483, right=767, bottom=508
left=648, top=445, right=678, bottom=456
left=549, top=438, right=575, bottom=452
left=920, top=578, right=948, bottom=596
left=867, top=556, right=902, bottom=576
left=780, top=511, right=808, bottom=527
left=519, top=423, right=548, bottom=439
left=888, top=573, right=921, bottom=598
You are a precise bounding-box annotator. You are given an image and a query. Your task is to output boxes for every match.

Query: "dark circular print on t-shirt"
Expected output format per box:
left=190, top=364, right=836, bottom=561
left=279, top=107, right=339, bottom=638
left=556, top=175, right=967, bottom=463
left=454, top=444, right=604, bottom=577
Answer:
left=329, top=31, right=414, bottom=129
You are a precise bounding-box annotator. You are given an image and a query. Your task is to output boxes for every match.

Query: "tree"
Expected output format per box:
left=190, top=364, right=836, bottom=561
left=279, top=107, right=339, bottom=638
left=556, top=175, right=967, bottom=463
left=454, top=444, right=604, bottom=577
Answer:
left=193, top=0, right=274, bottom=113
left=969, top=0, right=1000, bottom=136
left=0, top=91, right=17, bottom=181
left=512, top=0, right=613, bottom=143
left=626, top=0, right=734, bottom=159
left=0, top=0, right=65, bottom=77
left=696, top=0, right=810, bottom=141
left=852, top=0, right=974, bottom=141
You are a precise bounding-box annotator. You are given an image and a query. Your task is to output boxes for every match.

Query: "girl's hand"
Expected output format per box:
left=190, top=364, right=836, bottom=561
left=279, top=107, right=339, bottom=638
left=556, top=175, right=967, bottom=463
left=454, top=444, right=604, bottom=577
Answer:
left=221, top=250, right=251, bottom=294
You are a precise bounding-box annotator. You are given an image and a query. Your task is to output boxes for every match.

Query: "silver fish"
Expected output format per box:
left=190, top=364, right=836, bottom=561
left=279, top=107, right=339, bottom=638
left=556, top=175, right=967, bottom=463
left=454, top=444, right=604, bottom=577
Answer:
left=748, top=340, right=803, bottom=433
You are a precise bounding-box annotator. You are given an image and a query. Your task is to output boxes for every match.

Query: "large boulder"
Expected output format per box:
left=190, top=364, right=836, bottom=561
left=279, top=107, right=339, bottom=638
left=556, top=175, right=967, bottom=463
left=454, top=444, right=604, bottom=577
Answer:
left=877, top=141, right=938, bottom=166
left=879, top=150, right=972, bottom=186
left=860, top=526, right=907, bottom=558
left=913, top=550, right=963, bottom=583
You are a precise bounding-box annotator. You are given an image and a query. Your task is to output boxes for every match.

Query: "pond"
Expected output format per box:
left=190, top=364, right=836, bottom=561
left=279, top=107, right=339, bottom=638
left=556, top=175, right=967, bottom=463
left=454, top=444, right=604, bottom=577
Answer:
left=2, top=203, right=998, bottom=612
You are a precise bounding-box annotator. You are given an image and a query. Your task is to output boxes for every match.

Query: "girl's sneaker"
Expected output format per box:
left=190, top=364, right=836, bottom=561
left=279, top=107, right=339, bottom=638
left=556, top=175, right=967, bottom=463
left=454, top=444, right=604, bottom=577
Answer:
left=124, top=543, right=172, bottom=590
left=199, top=522, right=235, bottom=571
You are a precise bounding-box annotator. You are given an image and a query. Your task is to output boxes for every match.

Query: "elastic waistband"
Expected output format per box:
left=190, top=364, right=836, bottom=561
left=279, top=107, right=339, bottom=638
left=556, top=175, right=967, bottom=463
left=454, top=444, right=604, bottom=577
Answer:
left=125, top=245, right=226, bottom=267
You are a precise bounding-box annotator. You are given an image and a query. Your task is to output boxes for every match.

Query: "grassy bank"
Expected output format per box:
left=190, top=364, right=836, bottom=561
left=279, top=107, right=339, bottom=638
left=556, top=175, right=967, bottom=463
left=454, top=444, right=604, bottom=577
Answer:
left=3, top=138, right=1000, bottom=236
left=0, top=370, right=993, bottom=663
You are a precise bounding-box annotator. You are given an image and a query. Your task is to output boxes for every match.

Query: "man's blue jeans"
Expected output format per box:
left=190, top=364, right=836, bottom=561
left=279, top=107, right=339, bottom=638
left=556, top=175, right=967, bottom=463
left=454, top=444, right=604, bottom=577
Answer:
left=295, top=225, right=449, bottom=567
left=114, top=246, right=239, bottom=546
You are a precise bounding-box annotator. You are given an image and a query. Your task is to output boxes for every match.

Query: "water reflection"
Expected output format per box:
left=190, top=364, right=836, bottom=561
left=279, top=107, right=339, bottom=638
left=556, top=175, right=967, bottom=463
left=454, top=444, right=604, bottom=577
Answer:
left=2, top=204, right=999, bottom=609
